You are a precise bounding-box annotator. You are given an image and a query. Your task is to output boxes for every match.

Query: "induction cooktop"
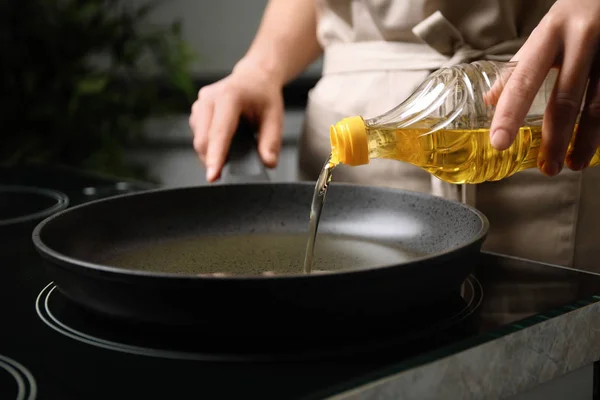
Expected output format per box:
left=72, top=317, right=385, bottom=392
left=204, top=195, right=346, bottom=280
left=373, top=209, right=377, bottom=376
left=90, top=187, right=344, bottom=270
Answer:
left=2, top=165, right=600, bottom=400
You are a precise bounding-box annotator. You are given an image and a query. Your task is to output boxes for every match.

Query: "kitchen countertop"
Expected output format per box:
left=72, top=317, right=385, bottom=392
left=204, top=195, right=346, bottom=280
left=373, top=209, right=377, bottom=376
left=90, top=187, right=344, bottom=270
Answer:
left=328, top=262, right=600, bottom=400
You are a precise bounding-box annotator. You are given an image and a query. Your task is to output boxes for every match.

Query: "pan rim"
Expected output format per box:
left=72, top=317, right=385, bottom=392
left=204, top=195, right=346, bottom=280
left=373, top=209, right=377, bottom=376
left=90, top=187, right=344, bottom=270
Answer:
left=31, top=182, right=490, bottom=281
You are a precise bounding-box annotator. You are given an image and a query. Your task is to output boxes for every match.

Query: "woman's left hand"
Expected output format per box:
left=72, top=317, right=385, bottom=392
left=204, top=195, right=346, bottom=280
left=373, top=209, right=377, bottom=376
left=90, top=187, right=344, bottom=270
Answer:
left=490, top=0, right=600, bottom=175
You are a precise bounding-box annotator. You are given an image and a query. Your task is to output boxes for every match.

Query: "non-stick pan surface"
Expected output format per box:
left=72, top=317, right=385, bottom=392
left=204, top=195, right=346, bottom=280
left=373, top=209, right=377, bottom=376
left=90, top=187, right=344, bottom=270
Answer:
left=33, top=180, right=488, bottom=338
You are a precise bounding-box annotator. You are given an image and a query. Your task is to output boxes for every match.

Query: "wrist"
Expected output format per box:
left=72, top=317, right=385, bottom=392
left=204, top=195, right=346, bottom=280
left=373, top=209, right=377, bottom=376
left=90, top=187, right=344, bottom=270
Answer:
left=233, top=52, right=287, bottom=87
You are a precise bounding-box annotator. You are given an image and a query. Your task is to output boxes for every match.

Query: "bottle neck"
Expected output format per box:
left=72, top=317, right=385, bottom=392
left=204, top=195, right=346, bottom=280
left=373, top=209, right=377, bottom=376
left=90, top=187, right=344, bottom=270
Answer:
left=364, top=123, right=428, bottom=165
left=329, top=116, right=369, bottom=166
left=329, top=116, right=423, bottom=167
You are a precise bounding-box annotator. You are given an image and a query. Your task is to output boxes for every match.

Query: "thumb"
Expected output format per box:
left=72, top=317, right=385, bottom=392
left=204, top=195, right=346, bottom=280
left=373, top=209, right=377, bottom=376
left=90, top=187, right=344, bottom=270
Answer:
left=257, top=102, right=283, bottom=168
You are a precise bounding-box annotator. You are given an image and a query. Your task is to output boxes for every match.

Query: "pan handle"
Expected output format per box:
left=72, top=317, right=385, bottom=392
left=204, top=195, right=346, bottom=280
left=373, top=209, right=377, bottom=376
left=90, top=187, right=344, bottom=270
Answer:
left=220, top=117, right=271, bottom=184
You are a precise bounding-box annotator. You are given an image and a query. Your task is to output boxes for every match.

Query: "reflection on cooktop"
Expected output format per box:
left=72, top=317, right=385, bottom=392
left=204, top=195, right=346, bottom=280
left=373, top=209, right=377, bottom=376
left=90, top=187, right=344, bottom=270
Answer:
left=36, top=277, right=482, bottom=362
left=0, top=354, right=37, bottom=400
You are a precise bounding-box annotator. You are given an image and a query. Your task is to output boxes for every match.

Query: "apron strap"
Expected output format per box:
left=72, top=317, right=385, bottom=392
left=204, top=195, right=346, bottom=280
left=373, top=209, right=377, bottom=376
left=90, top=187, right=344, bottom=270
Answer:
left=412, top=11, right=523, bottom=66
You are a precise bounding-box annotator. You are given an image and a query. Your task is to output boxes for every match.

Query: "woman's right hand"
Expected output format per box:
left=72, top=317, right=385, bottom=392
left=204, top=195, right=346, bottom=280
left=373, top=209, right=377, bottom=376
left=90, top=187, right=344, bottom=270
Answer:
left=189, top=62, right=284, bottom=182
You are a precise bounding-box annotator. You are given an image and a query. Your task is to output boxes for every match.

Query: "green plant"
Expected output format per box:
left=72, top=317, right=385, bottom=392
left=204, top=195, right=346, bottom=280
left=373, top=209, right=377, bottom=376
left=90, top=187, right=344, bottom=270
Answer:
left=0, top=0, right=196, bottom=181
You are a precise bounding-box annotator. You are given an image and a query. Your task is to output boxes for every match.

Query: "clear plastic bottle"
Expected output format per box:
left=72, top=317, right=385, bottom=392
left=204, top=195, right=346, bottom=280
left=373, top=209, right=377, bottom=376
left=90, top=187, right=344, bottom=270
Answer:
left=328, top=60, right=599, bottom=184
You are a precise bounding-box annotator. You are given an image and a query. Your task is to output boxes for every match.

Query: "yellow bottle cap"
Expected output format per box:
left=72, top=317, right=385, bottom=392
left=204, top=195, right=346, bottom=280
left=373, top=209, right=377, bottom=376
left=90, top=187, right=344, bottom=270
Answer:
left=329, top=116, right=369, bottom=166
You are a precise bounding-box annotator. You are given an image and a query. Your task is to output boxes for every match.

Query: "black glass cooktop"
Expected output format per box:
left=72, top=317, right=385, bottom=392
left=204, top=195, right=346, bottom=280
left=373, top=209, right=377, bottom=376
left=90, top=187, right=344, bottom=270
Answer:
left=2, top=165, right=600, bottom=400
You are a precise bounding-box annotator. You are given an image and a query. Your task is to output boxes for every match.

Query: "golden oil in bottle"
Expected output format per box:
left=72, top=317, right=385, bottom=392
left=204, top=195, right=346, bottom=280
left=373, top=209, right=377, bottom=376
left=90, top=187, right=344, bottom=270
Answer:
left=328, top=60, right=600, bottom=184
left=359, top=124, right=600, bottom=184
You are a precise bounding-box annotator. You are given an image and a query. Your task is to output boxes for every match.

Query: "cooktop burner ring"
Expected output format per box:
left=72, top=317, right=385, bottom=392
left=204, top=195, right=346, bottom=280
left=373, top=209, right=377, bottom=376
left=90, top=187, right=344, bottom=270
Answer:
left=0, top=185, right=68, bottom=227
left=0, top=354, right=37, bottom=400
left=35, top=277, right=483, bottom=362
left=35, top=283, right=208, bottom=361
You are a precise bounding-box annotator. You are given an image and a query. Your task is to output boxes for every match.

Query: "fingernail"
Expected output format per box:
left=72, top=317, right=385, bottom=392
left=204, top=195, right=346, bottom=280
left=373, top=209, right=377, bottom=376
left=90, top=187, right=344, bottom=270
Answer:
left=262, top=150, right=278, bottom=167
left=554, top=161, right=564, bottom=175
left=567, top=156, right=584, bottom=171
left=540, top=160, right=562, bottom=176
left=490, top=129, right=510, bottom=149
left=206, top=166, right=216, bottom=181
left=567, top=152, right=592, bottom=171
left=268, top=150, right=278, bottom=164
left=575, top=160, right=591, bottom=171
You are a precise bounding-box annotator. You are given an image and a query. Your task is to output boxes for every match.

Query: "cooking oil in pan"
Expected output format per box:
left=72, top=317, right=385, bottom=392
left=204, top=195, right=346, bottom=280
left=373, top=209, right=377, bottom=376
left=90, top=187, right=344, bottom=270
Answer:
left=105, top=156, right=422, bottom=276
left=105, top=232, right=421, bottom=276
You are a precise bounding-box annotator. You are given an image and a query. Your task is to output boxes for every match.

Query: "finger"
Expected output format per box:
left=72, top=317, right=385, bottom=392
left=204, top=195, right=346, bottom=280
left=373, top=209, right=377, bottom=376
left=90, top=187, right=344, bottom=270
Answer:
left=567, top=71, right=600, bottom=170
left=482, top=28, right=544, bottom=107
left=191, top=100, right=214, bottom=164
left=188, top=106, right=196, bottom=132
left=257, top=101, right=283, bottom=168
left=540, top=29, right=596, bottom=176
left=490, top=21, right=560, bottom=150
left=483, top=24, right=562, bottom=105
left=205, top=97, right=242, bottom=182
left=483, top=62, right=517, bottom=107
left=190, top=86, right=211, bottom=133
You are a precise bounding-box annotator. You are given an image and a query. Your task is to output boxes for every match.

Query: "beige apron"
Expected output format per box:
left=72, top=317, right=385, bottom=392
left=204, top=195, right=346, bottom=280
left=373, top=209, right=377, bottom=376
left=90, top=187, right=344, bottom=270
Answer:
left=299, top=0, right=600, bottom=274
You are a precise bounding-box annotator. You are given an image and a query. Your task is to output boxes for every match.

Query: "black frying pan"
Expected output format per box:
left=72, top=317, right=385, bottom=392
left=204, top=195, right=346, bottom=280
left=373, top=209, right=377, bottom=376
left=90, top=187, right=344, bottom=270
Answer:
left=32, top=122, right=489, bottom=338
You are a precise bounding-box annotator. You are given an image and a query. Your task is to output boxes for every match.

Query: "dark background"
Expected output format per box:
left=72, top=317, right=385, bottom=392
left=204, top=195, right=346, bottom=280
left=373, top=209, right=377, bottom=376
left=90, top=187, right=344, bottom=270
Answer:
left=2, top=0, right=320, bottom=186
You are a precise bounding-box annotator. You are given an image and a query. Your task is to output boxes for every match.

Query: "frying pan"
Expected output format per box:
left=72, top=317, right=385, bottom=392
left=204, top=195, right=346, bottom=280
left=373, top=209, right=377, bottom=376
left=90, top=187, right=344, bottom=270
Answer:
left=32, top=121, right=489, bottom=338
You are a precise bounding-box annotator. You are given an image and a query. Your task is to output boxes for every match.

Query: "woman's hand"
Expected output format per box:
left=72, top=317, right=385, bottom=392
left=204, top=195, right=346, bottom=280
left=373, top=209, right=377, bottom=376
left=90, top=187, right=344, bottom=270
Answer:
left=490, top=0, right=600, bottom=175
left=189, top=63, right=284, bottom=182
left=188, top=0, right=321, bottom=183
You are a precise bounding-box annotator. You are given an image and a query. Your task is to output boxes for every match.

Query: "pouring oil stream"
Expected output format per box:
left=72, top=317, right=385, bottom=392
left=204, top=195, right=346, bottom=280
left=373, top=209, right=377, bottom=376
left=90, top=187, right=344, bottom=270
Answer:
left=303, top=155, right=336, bottom=274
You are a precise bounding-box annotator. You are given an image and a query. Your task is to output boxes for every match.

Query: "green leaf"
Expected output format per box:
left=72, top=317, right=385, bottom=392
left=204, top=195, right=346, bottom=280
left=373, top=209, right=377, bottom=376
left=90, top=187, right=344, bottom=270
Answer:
left=3, top=0, right=199, bottom=181
left=76, top=75, right=109, bottom=94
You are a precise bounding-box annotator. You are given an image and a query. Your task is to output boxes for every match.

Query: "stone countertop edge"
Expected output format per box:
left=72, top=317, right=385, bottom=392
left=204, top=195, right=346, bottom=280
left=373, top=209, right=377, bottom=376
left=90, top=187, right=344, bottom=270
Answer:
left=327, top=299, right=600, bottom=400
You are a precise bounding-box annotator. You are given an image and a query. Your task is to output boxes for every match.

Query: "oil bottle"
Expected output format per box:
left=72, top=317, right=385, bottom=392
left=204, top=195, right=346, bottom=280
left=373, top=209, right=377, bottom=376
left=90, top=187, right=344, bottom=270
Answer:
left=328, top=60, right=600, bottom=184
